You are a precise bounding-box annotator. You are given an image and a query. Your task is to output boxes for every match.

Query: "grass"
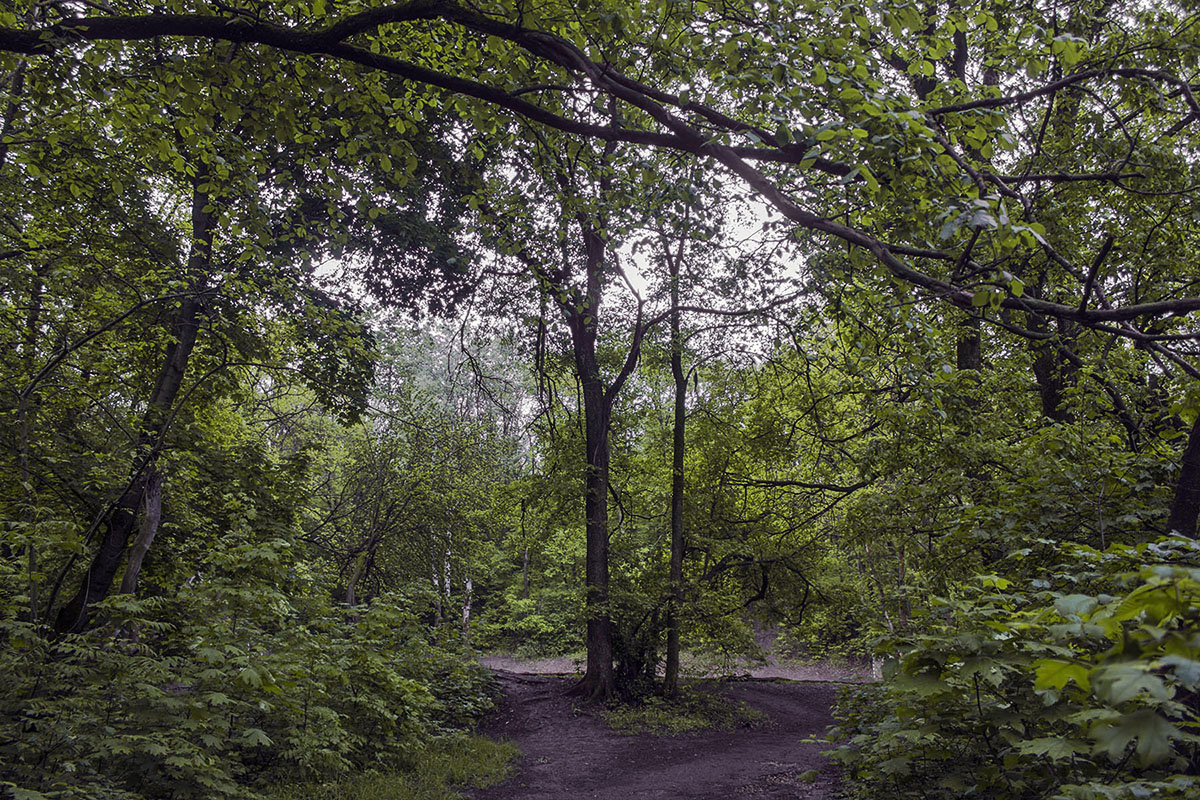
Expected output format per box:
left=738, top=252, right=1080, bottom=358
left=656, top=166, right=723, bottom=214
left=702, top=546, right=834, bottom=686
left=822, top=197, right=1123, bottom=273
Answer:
left=601, top=686, right=770, bottom=736
left=266, top=734, right=520, bottom=800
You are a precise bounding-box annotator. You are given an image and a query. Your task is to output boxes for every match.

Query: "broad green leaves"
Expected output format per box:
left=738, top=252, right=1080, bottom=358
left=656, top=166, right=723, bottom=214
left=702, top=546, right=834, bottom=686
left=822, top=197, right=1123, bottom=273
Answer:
left=830, top=537, right=1200, bottom=799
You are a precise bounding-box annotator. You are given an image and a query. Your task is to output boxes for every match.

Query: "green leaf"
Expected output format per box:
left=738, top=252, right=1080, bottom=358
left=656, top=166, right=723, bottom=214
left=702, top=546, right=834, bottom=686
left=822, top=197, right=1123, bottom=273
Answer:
left=238, top=666, right=262, bottom=688
left=1054, top=594, right=1098, bottom=619
left=892, top=673, right=948, bottom=697
left=1092, top=663, right=1168, bottom=705
left=1092, top=710, right=1180, bottom=766
left=1160, top=655, right=1200, bottom=686
left=241, top=728, right=274, bottom=747
left=1016, top=736, right=1088, bottom=761
left=1033, top=658, right=1091, bottom=692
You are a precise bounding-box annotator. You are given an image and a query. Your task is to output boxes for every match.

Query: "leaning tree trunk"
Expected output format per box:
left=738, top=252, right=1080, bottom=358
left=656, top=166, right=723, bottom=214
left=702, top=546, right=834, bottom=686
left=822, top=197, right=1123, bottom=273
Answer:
left=54, top=182, right=214, bottom=633
left=118, top=471, right=163, bottom=595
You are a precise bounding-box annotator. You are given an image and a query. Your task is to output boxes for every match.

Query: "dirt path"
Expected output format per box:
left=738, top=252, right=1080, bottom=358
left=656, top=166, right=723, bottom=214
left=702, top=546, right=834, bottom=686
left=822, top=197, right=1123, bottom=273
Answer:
left=469, top=671, right=843, bottom=800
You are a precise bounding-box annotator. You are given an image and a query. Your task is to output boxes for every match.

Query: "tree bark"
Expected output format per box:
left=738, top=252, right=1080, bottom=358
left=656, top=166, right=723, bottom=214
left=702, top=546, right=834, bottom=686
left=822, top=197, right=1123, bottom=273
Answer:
left=956, top=313, right=982, bottom=371
left=344, top=535, right=380, bottom=606
left=1167, top=414, right=1200, bottom=539
left=461, top=575, right=473, bottom=637
left=520, top=498, right=530, bottom=599
left=565, top=214, right=622, bottom=702
left=118, top=470, right=162, bottom=595
left=54, top=182, right=214, bottom=633
left=575, top=342, right=616, bottom=700
left=663, top=246, right=686, bottom=698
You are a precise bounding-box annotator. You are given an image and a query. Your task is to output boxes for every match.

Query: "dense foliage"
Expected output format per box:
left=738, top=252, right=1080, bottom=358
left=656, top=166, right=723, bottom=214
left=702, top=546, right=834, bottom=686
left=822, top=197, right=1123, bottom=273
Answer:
left=2, top=0, right=1200, bottom=797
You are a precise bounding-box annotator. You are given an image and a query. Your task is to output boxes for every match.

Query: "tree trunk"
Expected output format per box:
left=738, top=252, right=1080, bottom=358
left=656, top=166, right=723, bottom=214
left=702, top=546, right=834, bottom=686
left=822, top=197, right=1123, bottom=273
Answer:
left=574, top=356, right=616, bottom=700
left=1028, top=313, right=1075, bottom=423
left=431, top=547, right=443, bottom=621
left=55, top=182, right=214, bottom=633
left=461, top=575, right=473, bottom=637
left=521, top=546, right=530, bottom=600
left=118, top=470, right=162, bottom=595
left=663, top=253, right=686, bottom=698
left=520, top=498, right=530, bottom=599
left=1167, top=414, right=1200, bottom=539
left=345, top=535, right=382, bottom=606
left=956, top=313, right=982, bottom=371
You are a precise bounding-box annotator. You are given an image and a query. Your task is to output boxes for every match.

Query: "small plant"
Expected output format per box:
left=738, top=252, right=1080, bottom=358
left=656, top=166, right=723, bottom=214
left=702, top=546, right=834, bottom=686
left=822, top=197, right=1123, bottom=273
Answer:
left=601, top=686, right=770, bottom=735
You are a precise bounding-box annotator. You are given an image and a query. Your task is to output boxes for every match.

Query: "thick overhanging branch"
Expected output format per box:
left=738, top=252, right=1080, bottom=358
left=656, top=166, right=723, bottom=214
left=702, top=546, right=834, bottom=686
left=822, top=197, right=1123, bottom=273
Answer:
left=3, top=3, right=1200, bottom=346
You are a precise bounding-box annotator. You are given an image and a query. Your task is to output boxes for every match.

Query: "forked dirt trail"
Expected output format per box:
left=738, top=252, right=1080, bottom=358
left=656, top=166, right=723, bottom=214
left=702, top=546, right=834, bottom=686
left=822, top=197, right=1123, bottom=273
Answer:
left=469, top=671, right=844, bottom=800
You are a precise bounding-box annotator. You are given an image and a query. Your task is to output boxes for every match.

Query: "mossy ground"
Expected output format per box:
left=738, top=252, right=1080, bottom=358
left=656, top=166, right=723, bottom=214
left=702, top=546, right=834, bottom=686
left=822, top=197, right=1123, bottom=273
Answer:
left=600, top=684, right=771, bottom=736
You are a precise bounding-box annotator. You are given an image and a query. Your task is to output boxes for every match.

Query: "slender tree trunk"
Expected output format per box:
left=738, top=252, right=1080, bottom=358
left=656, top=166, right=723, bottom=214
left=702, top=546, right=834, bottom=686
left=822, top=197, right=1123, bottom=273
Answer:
left=1167, top=414, right=1200, bottom=539
left=461, top=575, right=473, bottom=637
left=344, top=531, right=381, bottom=606
left=663, top=255, right=686, bottom=698
left=431, top=547, right=443, bottom=621
left=54, top=182, right=214, bottom=633
left=118, top=471, right=162, bottom=595
left=520, top=498, right=530, bottom=599
left=17, top=268, right=43, bottom=621
left=521, top=546, right=530, bottom=599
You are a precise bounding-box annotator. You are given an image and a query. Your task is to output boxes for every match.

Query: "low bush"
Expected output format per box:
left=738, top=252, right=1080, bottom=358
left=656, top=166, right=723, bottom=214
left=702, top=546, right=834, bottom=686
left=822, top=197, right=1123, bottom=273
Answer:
left=828, top=535, right=1200, bottom=800
left=0, top=539, right=497, bottom=800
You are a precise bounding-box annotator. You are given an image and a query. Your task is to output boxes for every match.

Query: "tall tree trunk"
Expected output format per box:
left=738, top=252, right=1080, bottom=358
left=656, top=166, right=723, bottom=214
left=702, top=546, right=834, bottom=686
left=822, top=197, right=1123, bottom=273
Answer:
left=575, top=349, right=615, bottom=700
left=663, top=252, right=686, bottom=698
left=54, top=182, right=214, bottom=633
left=1167, top=414, right=1200, bottom=539
left=561, top=212, right=625, bottom=702
left=520, top=498, right=530, bottom=599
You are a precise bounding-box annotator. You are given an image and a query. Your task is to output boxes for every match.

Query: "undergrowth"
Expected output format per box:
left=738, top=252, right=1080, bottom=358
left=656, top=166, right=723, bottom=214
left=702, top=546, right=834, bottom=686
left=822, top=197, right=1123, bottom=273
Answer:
left=601, top=685, right=770, bottom=735
left=265, top=734, right=519, bottom=800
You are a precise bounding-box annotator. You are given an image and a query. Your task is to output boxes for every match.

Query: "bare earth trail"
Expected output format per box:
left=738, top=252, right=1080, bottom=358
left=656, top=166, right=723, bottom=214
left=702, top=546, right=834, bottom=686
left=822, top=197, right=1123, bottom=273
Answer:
left=468, top=670, right=845, bottom=800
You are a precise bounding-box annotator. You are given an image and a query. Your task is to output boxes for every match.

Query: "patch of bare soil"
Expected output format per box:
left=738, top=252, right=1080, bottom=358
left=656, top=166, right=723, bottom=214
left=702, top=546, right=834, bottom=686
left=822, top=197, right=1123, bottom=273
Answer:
left=468, top=671, right=843, bottom=800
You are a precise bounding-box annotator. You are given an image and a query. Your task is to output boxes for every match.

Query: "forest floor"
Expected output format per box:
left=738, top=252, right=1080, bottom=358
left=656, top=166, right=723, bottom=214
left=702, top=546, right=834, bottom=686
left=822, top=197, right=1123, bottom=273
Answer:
left=468, top=654, right=864, bottom=800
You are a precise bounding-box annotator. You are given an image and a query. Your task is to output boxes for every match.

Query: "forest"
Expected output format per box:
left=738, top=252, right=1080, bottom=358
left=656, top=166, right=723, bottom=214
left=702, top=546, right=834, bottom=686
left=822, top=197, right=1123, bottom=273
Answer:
left=1, top=0, right=1198, bottom=798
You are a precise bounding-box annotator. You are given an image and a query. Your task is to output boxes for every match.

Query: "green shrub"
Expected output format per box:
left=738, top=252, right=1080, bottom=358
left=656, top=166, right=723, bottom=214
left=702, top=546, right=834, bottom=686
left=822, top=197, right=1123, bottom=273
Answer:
left=0, top=542, right=496, bottom=799
left=828, top=536, right=1200, bottom=800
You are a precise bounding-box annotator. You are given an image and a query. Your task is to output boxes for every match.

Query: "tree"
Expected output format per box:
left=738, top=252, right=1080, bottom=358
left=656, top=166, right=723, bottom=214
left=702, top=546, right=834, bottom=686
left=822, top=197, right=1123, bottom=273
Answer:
left=6, top=0, right=1200, bottom=694
left=1, top=7, right=511, bottom=630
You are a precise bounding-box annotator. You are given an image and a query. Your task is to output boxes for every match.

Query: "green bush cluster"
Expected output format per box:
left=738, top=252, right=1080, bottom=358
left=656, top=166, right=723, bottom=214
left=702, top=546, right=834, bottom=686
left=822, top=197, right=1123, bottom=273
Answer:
left=0, top=540, right=495, bottom=800
left=828, top=536, right=1200, bottom=799
left=472, top=591, right=582, bottom=658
